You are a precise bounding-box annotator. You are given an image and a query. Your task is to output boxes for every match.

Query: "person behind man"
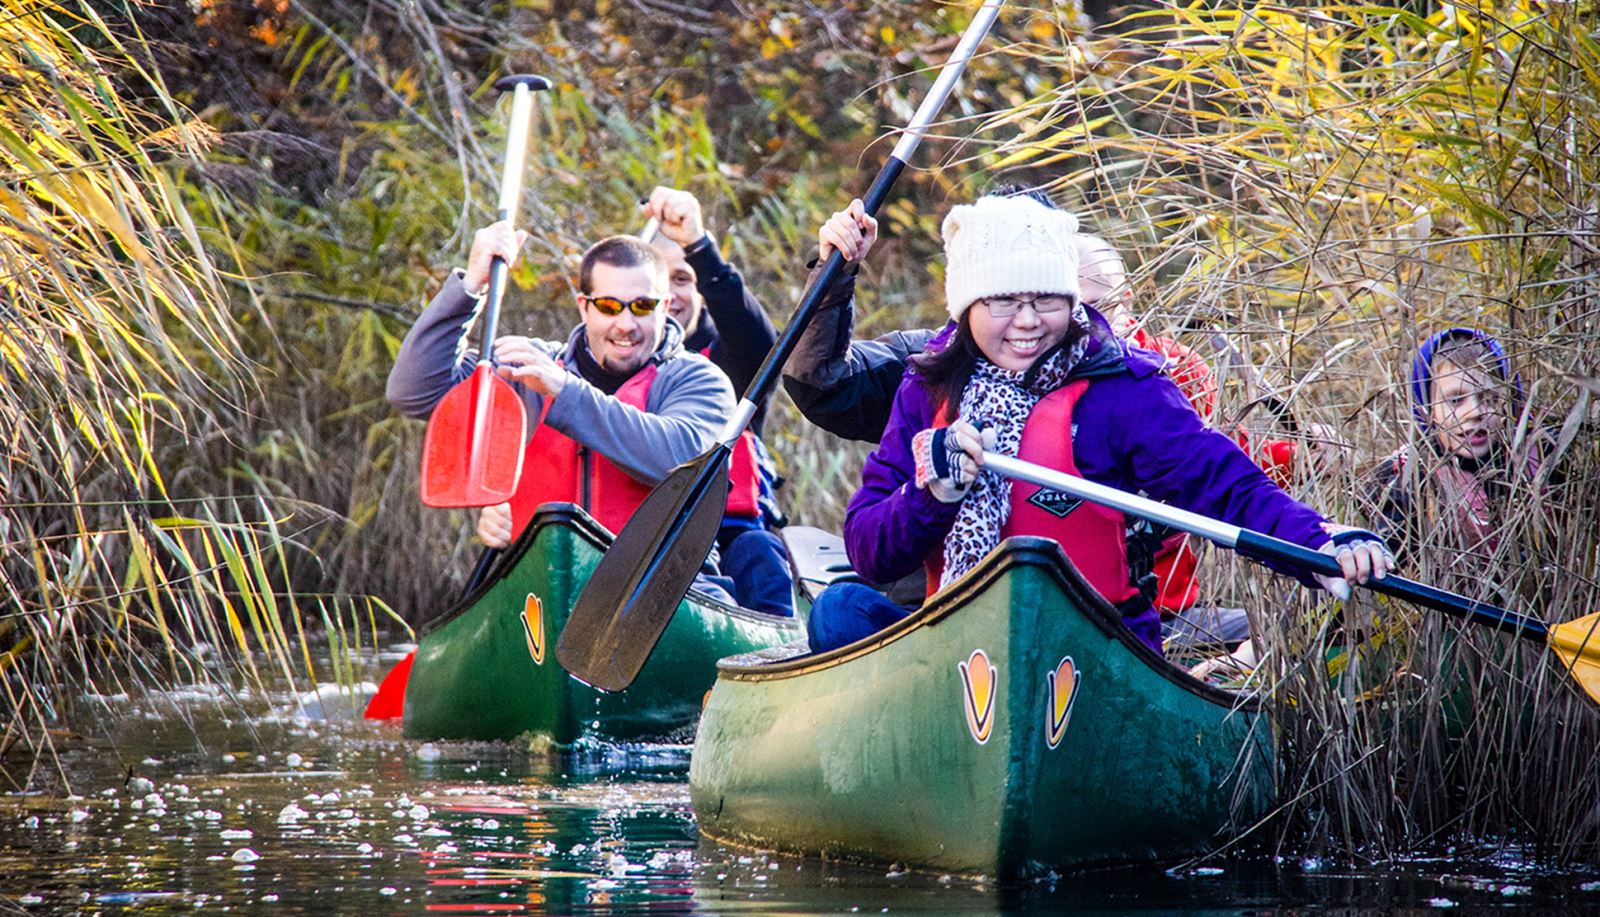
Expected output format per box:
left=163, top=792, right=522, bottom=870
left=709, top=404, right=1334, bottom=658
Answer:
left=387, top=225, right=791, bottom=616
left=640, top=187, right=777, bottom=421
left=801, top=194, right=1394, bottom=654
left=634, top=188, right=793, bottom=616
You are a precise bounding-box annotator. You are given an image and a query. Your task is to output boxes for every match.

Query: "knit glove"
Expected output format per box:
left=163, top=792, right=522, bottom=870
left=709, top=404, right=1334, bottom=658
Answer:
left=912, top=425, right=982, bottom=503
left=1314, top=525, right=1396, bottom=601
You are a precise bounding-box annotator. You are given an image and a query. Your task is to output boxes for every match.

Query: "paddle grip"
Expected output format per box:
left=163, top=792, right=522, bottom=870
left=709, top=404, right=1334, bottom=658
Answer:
left=478, top=75, right=548, bottom=363
left=479, top=250, right=510, bottom=361
left=1234, top=529, right=1550, bottom=641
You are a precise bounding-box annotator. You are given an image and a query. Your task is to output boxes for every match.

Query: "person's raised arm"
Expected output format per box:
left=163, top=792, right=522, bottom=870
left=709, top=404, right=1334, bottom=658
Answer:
left=783, top=201, right=939, bottom=442
left=641, top=186, right=779, bottom=401
left=387, top=221, right=529, bottom=417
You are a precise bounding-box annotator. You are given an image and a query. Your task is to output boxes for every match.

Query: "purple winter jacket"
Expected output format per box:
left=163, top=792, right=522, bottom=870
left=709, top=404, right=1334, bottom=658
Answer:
left=842, top=308, right=1333, bottom=591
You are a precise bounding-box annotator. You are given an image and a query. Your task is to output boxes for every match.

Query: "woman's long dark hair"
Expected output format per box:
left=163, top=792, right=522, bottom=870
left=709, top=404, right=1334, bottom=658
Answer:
left=911, top=307, right=1090, bottom=419
left=909, top=314, right=980, bottom=420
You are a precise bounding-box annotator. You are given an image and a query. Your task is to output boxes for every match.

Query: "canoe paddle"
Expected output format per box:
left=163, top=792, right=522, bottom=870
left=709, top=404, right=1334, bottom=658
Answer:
left=556, top=0, right=1008, bottom=692
left=981, top=451, right=1600, bottom=704
left=419, top=74, right=550, bottom=508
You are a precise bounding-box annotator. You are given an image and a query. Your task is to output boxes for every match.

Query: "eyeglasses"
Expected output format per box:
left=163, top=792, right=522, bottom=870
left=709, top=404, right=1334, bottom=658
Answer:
left=582, top=294, right=665, bottom=317
left=980, top=294, right=1076, bottom=318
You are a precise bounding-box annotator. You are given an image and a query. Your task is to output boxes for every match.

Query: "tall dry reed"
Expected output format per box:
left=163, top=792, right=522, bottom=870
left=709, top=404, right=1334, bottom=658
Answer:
left=982, top=0, right=1599, bottom=861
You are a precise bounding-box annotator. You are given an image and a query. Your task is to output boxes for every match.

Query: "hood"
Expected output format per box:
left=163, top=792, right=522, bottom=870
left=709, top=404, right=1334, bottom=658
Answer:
left=1070, top=306, right=1155, bottom=381
left=1407, top=327, right=1518, bottom=432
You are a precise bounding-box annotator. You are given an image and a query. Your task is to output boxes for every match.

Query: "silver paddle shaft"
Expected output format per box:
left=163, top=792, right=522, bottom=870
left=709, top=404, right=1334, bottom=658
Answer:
left=982, top=452, right=1243, bottom=548
left=890, top=0, right=1005, bottom=162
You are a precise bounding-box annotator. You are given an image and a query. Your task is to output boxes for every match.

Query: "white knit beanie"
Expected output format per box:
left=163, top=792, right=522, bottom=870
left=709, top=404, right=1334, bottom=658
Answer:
left=942, top=195, right=1081, bottom=321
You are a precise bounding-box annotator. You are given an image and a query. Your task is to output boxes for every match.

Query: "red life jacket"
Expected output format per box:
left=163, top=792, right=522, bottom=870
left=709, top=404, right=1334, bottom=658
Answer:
left=925, top=380, right=1137, bottom=605
left=506, top=356, right=764, bottom=540
left=701, top=344, right=763, bottom=519
left=507, top=366, right=658, bottom=538
left=1122, top=324, right=1297, bottom=611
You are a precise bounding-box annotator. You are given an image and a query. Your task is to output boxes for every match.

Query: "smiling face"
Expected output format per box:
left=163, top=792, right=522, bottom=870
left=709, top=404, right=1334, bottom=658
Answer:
left=968, top=296, right=1078, bottom=373
left=651, top=238, right=704, bottom=331
left=1429, top=358, right=1504, bottom=461
left=578, top=261, right=668, bottom=376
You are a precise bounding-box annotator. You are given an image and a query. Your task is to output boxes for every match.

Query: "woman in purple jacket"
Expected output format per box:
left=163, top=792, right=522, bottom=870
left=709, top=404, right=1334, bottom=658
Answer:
left=807, top=193, right=1395, bottom=654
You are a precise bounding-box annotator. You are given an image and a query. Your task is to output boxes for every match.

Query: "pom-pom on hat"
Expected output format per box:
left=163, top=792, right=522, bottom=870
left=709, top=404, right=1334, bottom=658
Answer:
left=942, top=195, right=1081, bottom=321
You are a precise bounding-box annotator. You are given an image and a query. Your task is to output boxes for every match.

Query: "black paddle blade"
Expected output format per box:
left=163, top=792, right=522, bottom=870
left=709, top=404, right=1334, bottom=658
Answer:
left=557, top=445, right=732, bottom=692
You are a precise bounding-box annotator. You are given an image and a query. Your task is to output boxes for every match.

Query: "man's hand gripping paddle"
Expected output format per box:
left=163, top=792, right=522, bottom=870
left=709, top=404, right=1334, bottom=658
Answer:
left=419, top=75, right=550, bottom=508
left=556, top=1, right=1007, bottom=692
left=980, top=451, right=1600, bottom=704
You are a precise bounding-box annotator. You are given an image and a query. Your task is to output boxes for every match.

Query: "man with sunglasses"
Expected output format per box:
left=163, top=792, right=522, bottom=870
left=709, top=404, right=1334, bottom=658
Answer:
left=388, top=224, right=793, bottom=616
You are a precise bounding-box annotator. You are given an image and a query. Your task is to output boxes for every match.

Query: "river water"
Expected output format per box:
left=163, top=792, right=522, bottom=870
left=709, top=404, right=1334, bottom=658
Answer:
left=2, top=644, right=1597, bottom=914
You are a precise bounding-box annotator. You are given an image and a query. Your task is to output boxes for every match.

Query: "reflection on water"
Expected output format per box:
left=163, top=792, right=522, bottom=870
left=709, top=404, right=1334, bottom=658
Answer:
left=1, top=651, right=1597, bottom=914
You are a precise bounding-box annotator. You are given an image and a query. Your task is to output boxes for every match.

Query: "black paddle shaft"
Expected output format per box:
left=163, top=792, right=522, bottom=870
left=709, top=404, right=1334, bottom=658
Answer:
left=1235, top=530, right=1551, bottom=641
left=557, top=1, right=1006, bottom=692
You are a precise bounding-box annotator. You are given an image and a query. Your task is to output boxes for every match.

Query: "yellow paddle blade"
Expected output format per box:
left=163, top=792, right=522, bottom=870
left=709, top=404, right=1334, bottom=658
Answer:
left=1549, top=611, right=1600, bottom=704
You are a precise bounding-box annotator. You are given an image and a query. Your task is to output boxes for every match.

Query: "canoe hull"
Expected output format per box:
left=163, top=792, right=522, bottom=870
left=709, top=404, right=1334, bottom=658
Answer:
left=403, top=504, right=802, bottom=745
left=689, top=537, right=1274, bottom=876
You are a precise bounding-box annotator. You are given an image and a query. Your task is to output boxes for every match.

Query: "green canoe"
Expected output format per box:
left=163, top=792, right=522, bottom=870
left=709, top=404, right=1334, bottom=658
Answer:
left=403, top=503, right=804, bottom=746
left=689, top=536, right=1275, bottom=877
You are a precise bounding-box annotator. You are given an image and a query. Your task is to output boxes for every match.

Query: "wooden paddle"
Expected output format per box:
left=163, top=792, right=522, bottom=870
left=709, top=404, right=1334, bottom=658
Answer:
left=981, top=451, right=1600, bottom=703
left=420, top=74, right=551, bottom=508
left=555, top=0, right=1008, bottom=692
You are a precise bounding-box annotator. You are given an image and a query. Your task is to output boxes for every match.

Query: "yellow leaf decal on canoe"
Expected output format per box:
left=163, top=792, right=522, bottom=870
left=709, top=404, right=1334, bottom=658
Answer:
left=959, top=649, right=997, bottom=744
left=521, top=594, right=545, bottom=665
left=1045, top=656, right=1079, bottom=750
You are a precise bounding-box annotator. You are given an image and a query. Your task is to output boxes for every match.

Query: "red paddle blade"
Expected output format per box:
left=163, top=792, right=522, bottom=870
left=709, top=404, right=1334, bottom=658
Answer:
left=364, top=650, right=415, bottom=720
left=420, top=365, right=527, bottom=507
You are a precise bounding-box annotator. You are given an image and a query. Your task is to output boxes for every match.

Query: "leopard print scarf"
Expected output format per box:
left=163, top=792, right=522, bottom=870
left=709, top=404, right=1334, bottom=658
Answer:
left=940, top=312, right=1090, bottom=588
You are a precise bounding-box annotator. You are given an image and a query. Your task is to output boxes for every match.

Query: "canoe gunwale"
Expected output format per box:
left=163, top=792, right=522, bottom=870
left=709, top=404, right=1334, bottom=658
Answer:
left=415, top=502, right=789, bottom=637
left=713, top=535, right=1260, bottom=712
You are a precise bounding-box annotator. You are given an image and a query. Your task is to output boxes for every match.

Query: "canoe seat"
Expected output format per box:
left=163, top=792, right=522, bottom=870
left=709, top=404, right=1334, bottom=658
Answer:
left=782, top=525, right=862, bottom=601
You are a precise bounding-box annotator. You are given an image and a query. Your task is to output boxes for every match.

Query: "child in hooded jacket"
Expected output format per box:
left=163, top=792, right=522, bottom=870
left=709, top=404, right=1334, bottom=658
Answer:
left=1367, top=328, right=1549, bottom=599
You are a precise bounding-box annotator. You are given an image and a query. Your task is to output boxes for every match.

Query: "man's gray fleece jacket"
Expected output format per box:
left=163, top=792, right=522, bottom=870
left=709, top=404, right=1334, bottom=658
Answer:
left=386, top=271, right=735, bottom=485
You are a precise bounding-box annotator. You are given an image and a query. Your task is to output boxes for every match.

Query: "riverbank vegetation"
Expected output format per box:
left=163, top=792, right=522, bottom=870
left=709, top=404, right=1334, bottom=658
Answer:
left=2, top=0, right=1596, bottom=863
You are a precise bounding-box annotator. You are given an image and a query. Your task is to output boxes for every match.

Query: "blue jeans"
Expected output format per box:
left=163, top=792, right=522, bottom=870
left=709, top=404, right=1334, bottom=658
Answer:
left=805, top=582, right=911, bottom=653
left=705, top=528, right=794, bottom=617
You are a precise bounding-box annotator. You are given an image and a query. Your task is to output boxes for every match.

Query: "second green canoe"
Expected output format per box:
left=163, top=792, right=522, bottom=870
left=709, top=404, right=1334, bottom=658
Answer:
left=690, top=536, right=1275, bottom=877
left=403, top=503, right=804, bottom=746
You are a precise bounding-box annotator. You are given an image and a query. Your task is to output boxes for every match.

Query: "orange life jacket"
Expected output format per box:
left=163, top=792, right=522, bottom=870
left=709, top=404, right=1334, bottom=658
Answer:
left=507, top=366, right=658, bottom=537
left=506, top=360, right=763, bottom=540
